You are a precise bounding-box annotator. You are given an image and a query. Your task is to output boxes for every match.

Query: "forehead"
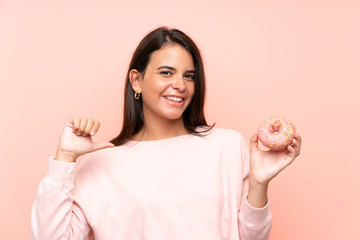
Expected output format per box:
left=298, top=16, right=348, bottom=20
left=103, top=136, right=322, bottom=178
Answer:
left=147, top=44, right=194, bottom=68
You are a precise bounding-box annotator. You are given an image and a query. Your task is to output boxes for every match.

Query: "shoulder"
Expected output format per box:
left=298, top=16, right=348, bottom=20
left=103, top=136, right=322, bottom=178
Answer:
left=202, top=128, right=249, bottom=165
left=75, top=147, right=117, bottom=176
left=74, top=146, right=123, bottom=192
left=205, top=127, right=246, bottom=144
left=194, top=127, right=248, bottom=151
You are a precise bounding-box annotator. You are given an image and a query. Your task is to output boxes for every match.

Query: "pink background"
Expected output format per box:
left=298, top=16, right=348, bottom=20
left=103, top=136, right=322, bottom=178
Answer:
left=1, top=0, right=359, bottom=239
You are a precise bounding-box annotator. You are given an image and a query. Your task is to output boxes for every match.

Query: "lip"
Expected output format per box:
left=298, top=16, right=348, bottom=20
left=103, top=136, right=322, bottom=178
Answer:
left=163, top=95, right=186, bottom=107
left=163, top=94, right=185, bottom=99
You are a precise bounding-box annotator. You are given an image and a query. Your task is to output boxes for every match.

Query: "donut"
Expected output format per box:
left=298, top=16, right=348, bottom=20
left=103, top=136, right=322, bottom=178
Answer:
left=257, top=116, right=296, bottom=150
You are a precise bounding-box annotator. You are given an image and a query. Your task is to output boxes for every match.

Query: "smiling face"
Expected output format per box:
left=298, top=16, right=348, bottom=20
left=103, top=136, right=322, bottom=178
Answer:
left=131, top=44, right=195, bottom=125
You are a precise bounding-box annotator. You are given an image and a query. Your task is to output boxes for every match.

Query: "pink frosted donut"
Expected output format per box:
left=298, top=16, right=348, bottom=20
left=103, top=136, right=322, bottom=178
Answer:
left=257, top=116, right=296, bottom=150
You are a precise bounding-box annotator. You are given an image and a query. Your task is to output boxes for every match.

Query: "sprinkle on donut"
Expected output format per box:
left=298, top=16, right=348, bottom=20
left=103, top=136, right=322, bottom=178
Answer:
left=257, top=116, right=296, bottom=150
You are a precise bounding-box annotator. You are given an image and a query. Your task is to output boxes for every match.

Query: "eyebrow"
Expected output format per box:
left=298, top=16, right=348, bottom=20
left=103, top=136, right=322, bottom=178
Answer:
left=157, top=65, right=195, bottom=73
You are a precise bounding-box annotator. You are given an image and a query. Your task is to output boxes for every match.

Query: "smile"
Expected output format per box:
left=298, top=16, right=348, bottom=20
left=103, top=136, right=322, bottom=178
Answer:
left=164, top=96, right=184, bottom=103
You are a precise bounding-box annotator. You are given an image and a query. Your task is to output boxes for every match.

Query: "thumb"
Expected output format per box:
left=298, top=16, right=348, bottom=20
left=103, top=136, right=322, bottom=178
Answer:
left=92, top=142, right=115, bottom=152
left=250, top=132, right=259, bottom=153
left=65, top=121, right=74, bottom=128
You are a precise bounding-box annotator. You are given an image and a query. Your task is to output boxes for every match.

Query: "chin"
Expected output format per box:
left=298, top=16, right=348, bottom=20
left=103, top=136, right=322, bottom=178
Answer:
left=164, top=113, right=184, bottom=120
left=161, top=110, right=185, bottom=120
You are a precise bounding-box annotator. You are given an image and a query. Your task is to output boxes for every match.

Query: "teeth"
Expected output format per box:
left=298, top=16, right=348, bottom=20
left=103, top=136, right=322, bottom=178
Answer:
left=164, top=96, right=183, bottom=102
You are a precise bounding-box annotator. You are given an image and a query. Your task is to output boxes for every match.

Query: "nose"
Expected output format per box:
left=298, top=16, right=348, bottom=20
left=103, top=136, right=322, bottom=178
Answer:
left=171, top=75, right=186, bottom=92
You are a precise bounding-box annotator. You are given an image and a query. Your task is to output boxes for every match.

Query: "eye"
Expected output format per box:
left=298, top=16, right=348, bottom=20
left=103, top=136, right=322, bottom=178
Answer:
left=184, top=74, right=195, bottom=80
left=160, top=71, right=172, bottom=76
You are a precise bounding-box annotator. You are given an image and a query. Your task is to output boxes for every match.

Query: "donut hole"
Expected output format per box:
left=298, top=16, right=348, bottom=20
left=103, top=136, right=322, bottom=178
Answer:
left=269, top=121, right=282, bottom=133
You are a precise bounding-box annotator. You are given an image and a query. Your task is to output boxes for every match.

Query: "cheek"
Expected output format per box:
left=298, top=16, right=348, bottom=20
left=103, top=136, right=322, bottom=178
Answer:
left=187, top=82, right=195, bottom=98
left=142, top=80, right=164, bottom=96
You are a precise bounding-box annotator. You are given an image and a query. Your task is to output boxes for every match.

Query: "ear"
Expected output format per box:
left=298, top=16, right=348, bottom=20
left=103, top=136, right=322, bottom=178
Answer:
left=129, top=69, right=143, bottom=93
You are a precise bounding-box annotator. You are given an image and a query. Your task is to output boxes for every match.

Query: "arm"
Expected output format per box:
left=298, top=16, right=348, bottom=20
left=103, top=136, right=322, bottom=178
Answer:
left=237, top=135, right=272, bottom=240
left=31, top=156, right=92, bottom=240
left=238, top=132, right=302, bottom=239
left=31, top=117, right=114, bottom=239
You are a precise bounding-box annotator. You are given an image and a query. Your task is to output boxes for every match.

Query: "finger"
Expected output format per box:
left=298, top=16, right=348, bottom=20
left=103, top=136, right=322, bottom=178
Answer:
left=83, top=119, right=95, bottom=136
left=287, top=144, right=296, bottom=155
left=293, top=134, right=301, bottom=156
left=92, top=142, right=115, bottom=152
left=90, top=120, right=100, bottom=136
left=66, top=120, right=74, bottom=128
left=250, top=132, right=259, bottom=153
left=292, top=138, right=298, bottom=147
left=77, top=117, right=88, bottom=135
left=72, top=118, right=80, bottom=133
left=287, top=144, right=300, bottom=161
left=294, top=133, right=302, bottom=145
left=272, top=148, right=294, bottom=172
left=292, top=138, right=300, bottom=151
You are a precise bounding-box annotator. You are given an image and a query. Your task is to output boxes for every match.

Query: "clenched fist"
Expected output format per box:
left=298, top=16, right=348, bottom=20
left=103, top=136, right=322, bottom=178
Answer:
left=55, top=117, right=115, bottom=162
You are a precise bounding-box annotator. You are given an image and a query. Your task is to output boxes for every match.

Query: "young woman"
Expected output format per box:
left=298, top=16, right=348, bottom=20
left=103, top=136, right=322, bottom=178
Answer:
left=31, top=27, right=301, bottom=240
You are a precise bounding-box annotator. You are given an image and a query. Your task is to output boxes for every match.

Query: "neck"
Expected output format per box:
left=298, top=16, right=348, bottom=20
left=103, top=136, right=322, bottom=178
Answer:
left=133, top=115, right=190, bottom=141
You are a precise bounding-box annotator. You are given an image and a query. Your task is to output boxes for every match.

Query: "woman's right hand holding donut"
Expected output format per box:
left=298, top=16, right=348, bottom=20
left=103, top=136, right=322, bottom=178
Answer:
left=55, top=117, right=115, bottom=162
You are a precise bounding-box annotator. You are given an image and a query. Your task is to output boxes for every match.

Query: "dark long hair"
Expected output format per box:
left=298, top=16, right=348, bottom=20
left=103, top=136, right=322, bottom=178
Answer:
left=110, top=26, right=214, bottom=146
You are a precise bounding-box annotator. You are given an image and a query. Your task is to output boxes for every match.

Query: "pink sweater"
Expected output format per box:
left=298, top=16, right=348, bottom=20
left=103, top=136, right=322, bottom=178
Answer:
left=31, top=128, right=272, bottom=239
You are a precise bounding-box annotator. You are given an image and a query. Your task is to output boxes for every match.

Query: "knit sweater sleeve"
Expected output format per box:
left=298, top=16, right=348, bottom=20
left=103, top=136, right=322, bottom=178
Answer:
left=237, top=133, right=272, bottom=240
left=31, top=157, right=93, bottom=240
